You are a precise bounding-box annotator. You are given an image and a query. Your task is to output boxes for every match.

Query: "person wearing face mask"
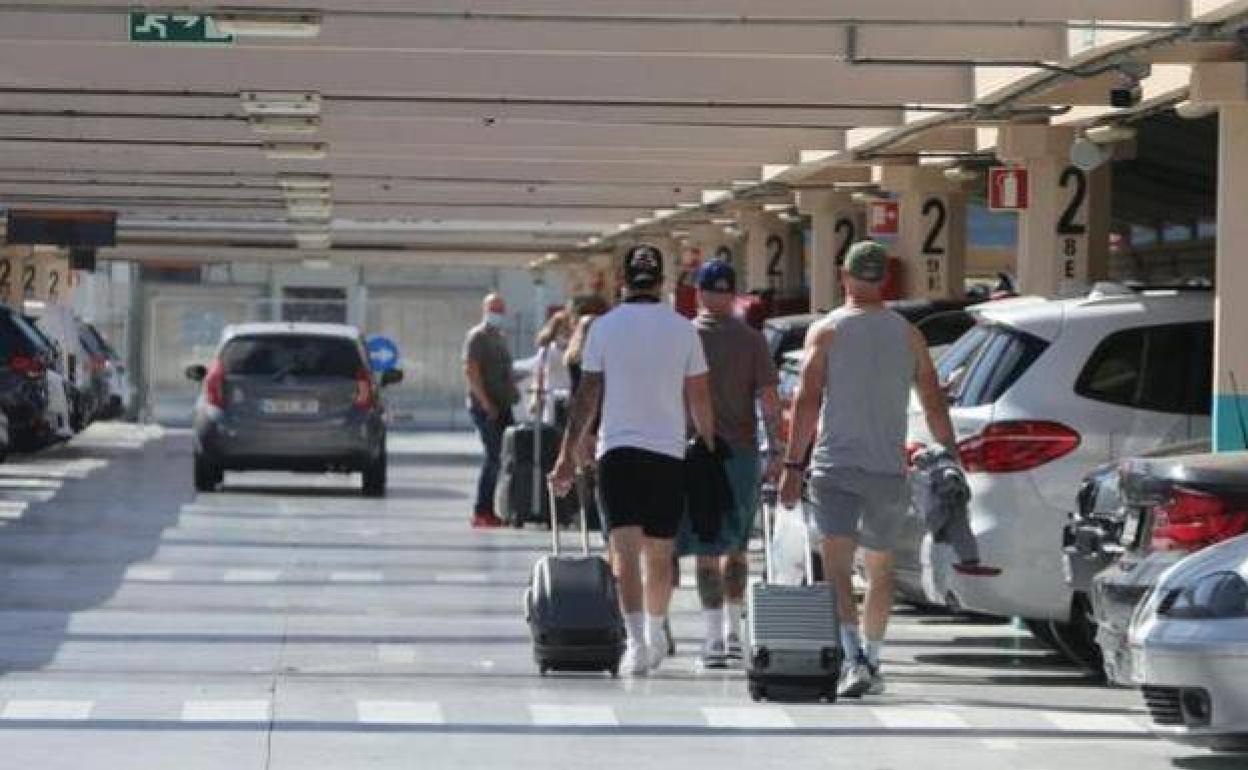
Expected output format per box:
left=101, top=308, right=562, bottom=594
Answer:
left=463, top=293, right=520, bottom=529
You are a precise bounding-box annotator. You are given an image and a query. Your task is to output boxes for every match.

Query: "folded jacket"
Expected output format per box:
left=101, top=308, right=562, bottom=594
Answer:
left=910, top=446, right=980, bottom=564
left=684, top=437, right=734, bottom=544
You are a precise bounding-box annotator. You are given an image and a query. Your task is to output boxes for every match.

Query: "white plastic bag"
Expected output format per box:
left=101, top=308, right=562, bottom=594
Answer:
left=769, top=502, right=809, bottom=586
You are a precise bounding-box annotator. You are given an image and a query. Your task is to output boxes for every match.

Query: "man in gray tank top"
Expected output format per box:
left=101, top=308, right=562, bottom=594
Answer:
left=779, top=240, right=956, bottom=699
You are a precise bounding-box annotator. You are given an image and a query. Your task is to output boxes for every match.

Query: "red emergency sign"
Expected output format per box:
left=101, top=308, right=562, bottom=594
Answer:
left=867, top=200, right=900, bottom=236
left=988, top=167, right=1029, bottom=211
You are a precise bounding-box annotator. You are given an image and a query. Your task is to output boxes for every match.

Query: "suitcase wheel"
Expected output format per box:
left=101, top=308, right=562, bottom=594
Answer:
left=749, top=682, right=766, bottom=702
left=608, top=665, right=619, bottom=679
left=538, top=662, right=550, bottom=677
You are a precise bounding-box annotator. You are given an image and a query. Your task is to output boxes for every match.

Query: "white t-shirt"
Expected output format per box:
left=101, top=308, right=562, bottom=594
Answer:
left=582, top=301, right=708, bottom=460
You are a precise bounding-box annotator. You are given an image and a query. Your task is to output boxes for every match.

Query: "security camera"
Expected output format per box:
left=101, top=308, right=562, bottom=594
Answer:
left=1110, top=83, right=1142, bottom=109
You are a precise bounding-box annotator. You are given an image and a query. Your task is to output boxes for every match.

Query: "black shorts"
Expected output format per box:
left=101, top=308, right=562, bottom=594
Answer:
left=597, top=447, right=685, bottom=539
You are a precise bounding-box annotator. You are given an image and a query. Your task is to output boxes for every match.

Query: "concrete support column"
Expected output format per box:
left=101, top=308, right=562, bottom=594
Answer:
left=740, top=208, right=792, bottom=293
left=797, top=191, right=865, bottom=312
left=688, top=224, right=736, bottom=267
left=880, top=166, right=967, bottom=300
left=998, top=124, right=1111, bottom=296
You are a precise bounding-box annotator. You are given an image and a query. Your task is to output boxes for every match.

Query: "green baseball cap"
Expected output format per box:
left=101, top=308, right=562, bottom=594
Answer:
left=844, top=240, right=889, bottom=283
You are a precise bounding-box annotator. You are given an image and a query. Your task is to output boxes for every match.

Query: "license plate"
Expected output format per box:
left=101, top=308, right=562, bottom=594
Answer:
left=260, top=399, right=319, bottom=415
left=1121, top=511, right=1142, bottom=548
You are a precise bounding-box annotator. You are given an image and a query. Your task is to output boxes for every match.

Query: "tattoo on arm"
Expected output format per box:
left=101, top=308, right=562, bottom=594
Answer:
left=561, top=372, right=603, bottom=455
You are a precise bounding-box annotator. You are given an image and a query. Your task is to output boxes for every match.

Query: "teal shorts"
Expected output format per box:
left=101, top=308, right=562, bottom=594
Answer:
left=677, top=444, right=761, bottom=557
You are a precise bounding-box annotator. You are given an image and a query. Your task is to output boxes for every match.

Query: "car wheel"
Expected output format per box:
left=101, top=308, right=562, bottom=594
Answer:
left=193, top=454, right=222, bottom=493
left=362, top=450, right=387, bottom=498
left=1046, top=595, right=1104, bottom=674
left=1023, top=619, right=1059, bottom=650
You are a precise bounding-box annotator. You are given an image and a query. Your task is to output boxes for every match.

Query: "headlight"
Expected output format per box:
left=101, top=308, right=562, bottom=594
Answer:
left=1159, top=571, right=1248, bottom=620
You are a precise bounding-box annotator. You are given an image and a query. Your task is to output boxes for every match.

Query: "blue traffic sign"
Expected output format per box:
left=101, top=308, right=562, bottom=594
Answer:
left=366, top=335, right=400, bottom=372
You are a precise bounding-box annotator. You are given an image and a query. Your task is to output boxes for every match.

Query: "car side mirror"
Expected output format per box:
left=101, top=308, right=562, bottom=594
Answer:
left=380, top=369, right=404, bottom=387
left=185, top=364, right=207, bottom=383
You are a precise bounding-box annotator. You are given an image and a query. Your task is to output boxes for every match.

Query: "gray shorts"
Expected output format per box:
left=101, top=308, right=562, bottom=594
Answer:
left=807, top=467, right=908, bottom=552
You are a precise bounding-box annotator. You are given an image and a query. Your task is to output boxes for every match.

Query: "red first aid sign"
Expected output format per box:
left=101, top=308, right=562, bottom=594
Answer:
left=988, top=167, right=1029, bottom=211
left=867, top=200, right=900, bottom=236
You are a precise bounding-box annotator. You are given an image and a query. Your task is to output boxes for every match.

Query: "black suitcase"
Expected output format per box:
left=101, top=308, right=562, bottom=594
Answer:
left=524, top=482, right=626, bottom=676
left=496, top=423, right=575, bottom=527
left=746, top=485, right=843, bottom=702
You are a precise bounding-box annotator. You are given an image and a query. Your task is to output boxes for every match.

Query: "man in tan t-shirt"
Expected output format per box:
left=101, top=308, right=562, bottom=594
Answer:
left=678, top=260, right=782, bottom=670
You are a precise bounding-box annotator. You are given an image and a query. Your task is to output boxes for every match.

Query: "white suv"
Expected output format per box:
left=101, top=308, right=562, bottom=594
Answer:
left=899, top=286, right=1213, bottom=650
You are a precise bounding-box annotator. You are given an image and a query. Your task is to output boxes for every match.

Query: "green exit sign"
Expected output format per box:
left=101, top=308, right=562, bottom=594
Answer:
left=128, top=12, right=234, bottom=44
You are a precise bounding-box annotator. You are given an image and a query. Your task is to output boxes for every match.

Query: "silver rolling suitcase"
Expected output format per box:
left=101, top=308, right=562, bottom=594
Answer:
left=746, top=484, right=843, bottom=702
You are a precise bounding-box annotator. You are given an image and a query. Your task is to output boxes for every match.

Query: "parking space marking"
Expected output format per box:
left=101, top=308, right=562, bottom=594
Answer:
left=1, top=700, right=94, bottom=720
left=870, top=708, right=970, bottom=730
left=1042, top=713, right=1145, bottom=733
left=376, top=645, right=417, bottom=664
left=330, top=571, right=385, bottom=583
left=530, top=705, right=618, bottom=726
left=125, top=565, right=174, bottom=582
left=223, top=569, right=281, bottom=583
left=702, top=706, right=795, bottom=729
left=181, top=700, right=271, bottom=722
left=357, top=701, right=445, bottom=725
left=0, top=502, right=29, bottom=519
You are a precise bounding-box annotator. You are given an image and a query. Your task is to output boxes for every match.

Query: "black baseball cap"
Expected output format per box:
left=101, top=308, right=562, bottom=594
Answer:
left=695, top=259, right=736, bottom=293
left=623, top=244, right=664, bottom=290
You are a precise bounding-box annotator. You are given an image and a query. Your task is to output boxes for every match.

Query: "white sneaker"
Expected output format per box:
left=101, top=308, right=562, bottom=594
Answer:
left=697, top=638, right=729, bottom=671
left=620, top=643, right=650, bottom=677
left=725, top=633, right=744, bottom=665
left=645, top=631, right=668, bottom=673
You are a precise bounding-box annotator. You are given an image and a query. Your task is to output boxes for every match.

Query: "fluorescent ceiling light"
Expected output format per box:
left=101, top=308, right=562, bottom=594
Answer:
left=215, top=12, right=322, bottom=39
left=278, top=173, right=331, bottom=191
left=1084, top=125, right=1137, bottom=144
left=249, top=116, right=321, bottom=136
left=301, top=256, right=333, bottom=268
left=711, top=218, right=737, bottom=226
left=240, top=91, right=322, bottom=117
left=264, top=141, right=328, bottom=161
left=288, top=202, right=332, bottom=217
left=763, top=204, right=791, bottom=213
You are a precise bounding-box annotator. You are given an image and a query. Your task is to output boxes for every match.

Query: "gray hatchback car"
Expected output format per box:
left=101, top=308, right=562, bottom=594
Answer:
left=187, top=323, right=402, bottom=497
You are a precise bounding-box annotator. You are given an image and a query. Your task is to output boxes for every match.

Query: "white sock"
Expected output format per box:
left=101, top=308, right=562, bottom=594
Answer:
left=865, top=639, right=883, bottom=668
left=704, top=608, right=725, bottom=644
left=725, top=602, right=744, bottom=640
left=625, top=612, right=646, bottom=646
left=841, top=624, right=863, bottom=659
left=646, top=614, right=668, bottom=650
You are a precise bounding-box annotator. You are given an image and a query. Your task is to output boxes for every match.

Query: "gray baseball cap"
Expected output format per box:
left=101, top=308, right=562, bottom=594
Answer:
left=843, top=240, right=889, bottom=283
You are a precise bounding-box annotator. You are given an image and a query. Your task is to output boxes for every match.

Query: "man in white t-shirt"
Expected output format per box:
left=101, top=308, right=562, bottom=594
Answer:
left=551, top=244, right=716, bottom=677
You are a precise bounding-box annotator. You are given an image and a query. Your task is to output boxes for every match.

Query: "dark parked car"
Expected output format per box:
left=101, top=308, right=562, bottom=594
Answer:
left=0, top=305, right=56, bottom=451
left=1064, top=446, right=1248, bottom=684
left=187, top=323, right=402, bottom=497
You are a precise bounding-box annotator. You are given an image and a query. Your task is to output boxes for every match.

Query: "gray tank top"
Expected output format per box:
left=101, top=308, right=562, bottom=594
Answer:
left=811, top=306, right=915, bottom=476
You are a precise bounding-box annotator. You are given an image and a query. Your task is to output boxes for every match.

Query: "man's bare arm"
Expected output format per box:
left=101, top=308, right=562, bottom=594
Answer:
left=759, top=385, right=783, bottom=454
left=783, top=322, right=831, bottom=464
left=909, top=326, right=956, bottom=451
left=685, top=373, right=716, bottom=449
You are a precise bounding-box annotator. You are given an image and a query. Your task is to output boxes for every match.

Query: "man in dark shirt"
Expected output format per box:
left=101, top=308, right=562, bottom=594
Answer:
left=463, top=293, right=520, bottom=529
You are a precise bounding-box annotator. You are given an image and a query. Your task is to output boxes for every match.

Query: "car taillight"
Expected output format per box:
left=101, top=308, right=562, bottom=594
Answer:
left=957, top=420, right=1081, bottom=474
left=89, top=353, right=108, bottom=372
left=203, top=359, right=225, bottom=409
left=353, top=369, right=374, bottom=409
left=9, top=355, right=44, bottom=378
left=1151, top=487, right=1248, bottom=552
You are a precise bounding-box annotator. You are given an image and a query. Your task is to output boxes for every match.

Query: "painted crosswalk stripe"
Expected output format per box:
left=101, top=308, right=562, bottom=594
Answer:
left=223, top=569, right=280, bottom=583
left=357, top=701, right=445, bottom=724
left=1, top=700, right=94, bottom=720
left=1042, top=712, right=1144, bottom=733
left=0, top=501, right=28, bottom=519
left=530, top=705, right=618, bottom=726
left=434, top=572, right=490, bottom=584
left=982, top=738, right=1022, bottom=750
left=871, top=708, right=969, bottom=730
left=182, top=700, right=271, bottom=722
left=702, top=706, right=794, bottom=729
left=125, top=565, right=173, bottom=581
left=377, top=645, right=417, bottom=664
left=331, top=571, right=384, bottom=583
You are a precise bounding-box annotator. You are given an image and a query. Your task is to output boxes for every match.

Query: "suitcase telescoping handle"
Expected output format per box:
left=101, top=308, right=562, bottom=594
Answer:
left=547, top=474, right=592, bottom=558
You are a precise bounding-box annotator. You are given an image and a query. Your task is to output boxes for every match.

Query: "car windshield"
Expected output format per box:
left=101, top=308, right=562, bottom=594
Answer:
left=936, top=322, right=1048, bottom=407
left=221, top=335, right=363, bottom=379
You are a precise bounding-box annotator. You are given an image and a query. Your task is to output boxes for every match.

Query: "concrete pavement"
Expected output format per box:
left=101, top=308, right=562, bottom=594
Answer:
left=0, top=424, right=1233, bottom=769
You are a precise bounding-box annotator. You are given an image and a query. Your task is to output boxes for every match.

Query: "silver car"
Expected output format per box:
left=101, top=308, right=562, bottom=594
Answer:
left=1132, top=526, right=1248, bottom=753
left=187, top=323, right=402, bottom=497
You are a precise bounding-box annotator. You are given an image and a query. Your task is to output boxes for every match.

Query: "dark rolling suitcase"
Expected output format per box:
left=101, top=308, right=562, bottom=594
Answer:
left=496, top=422, right=575, bottom=527
left=524, top=481, right=626, bottom=677
left=746, top=485, right=843, bottom=703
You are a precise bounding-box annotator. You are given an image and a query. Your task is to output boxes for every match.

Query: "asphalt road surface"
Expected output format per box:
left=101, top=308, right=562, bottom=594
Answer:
left=0, top=424, right=1236, bottom=770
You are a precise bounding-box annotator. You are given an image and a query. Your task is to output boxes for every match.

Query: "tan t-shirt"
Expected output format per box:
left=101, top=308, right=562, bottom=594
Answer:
left=693, top=311, right=779, bottom=449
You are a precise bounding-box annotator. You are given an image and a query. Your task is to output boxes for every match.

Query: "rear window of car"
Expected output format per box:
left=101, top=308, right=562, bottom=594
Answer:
left=0, top=311, right=47, bottom=357
left=917, top=310, right=975, bottom=349
left=1075, top=322, right=1213, bottom=415
left=936, top=323, right=1049, bottom=408
left=221, top=335, right=364, bottom=379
